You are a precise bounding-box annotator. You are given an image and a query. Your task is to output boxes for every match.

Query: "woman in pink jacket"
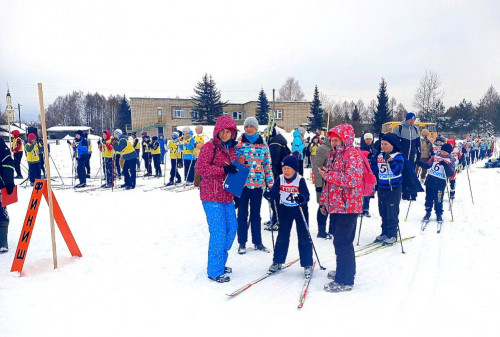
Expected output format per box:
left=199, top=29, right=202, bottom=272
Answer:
left=318, top=124, right=363, bottom=292
left=195, top=116, right=239, bottom=283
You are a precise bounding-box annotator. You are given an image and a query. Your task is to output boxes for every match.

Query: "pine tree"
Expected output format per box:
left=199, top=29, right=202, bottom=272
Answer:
left=373, top=78, right=391, bottom=134
left=116, top=95, right=131, bottom=131
left=256, top=89, right=269, bottom=124
left=307, top=86, right=324, bottom=132
left=191, top=74, right=227, bottom=125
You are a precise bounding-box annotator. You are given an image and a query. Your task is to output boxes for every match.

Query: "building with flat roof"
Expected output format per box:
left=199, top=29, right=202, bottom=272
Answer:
left=130, top=97, right=312, bottom=137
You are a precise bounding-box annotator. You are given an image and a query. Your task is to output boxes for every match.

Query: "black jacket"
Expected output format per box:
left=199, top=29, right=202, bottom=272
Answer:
left=268, top=134, right=290, bottom=178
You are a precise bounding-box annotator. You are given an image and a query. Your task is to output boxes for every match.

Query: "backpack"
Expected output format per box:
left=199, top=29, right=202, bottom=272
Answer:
left=355, top=148, right=377, bottom=197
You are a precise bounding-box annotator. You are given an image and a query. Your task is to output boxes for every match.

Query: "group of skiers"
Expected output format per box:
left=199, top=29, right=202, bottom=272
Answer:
left=195, top=112, right=496, bottom=294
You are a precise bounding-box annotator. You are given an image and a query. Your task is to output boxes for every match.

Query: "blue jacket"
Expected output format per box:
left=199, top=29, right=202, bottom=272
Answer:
left=371, top=151, right=404, bottom=191
left=291, top=129, right=305, bottom=159
left=158, top=135, right=166, bottom=154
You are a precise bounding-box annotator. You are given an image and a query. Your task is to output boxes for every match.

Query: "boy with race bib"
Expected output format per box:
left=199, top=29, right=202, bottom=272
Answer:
left=264, top=155, right=313, bottom=276
left=416, top=143, right=455, bottom=222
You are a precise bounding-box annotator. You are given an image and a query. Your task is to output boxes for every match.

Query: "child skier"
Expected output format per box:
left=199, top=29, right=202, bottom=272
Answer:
left=98, top=130, right=114, bottom=188
left=416, top=143, right=455, bottom=223
left=25, top=133, right=42, bottom=186
left=150, top=136, right=162, bottom=177
left=166, top=132, right=182, bottom=186
left=264, top=155, right=313, bottom=276
left=370, top=133, right=405, bottom=245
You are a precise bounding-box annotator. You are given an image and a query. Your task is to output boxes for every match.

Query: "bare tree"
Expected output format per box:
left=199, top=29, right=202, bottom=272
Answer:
left=277, top=77, right=305, bottom=101
left=413, top=70, right=445, bottom=121
left=394, top=103, right=407, bottom=121
left=389, top=97, right=397, bottom=120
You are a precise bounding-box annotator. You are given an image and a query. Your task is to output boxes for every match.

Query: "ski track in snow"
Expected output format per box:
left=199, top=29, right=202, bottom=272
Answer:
left=1, top=139, right=500, bottom=337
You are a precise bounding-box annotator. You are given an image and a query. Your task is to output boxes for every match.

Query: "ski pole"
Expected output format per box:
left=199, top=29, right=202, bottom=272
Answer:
left=404, top=200, right=412, bottom=222
left=297, top=201, right=326, bottom=270
left=397, top=225, right=405, bottom=254
left=49, top=153, right=65, bottom=185
left=356, top=215, right=363, bottom=246
left=466, top=164, right=474, bottom=204
left=267, top=198, right=275, bottom=251
left=446, top=182, right=455, bottom=222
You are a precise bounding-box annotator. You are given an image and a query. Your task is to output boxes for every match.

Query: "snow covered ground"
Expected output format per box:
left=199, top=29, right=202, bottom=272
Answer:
left=1, top=135, right=499, bottom=337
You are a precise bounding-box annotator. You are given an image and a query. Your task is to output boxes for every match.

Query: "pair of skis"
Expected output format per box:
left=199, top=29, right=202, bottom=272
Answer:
left=421, top=219, right=444, bottom=234
left=355, top=237, right=415, bottom=257
left=226, top=258, right=316, bottom=309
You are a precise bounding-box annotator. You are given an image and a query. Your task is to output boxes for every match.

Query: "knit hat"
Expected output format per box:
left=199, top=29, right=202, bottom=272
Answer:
left=131, top=132, right=137, bottom=137
left=441, top=143, right=452, bottom=154
left=114, top=129, right=123, bottom=137
left=75, top=130, right=83, bottom=137
left=12, top=130, right=20, bottom=137
left=406, top=112, right=416, bottom=121
left=282, top=155, right=299, bottom=172
left=182, top=126, right=191, bottom=133
left=447, top=137, right=456, bottom=147
left=363, top=133, right=373, bottom=140
left=381, top=132, right=401, bottom=152
left=435, top=136, right=444, bottom=143
left=103, top=130, right=110, bottom=140
left=28, top=133, right=37, bottom=142
left=171, top=133, right=178, bottom=140
left=243, top=117, right=259, bottom=130
left=141, top=131, right=148, bottom=137
left=421, top=129, right=429, bottom=136
left=152, top=136, right=158, bottom=141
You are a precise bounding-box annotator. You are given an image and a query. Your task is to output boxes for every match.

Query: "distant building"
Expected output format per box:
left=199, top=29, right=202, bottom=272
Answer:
left=47, top=126, right=92, bottom=139
left=130, top=97, right=312, bottom=137
left=0, top=123, right=27, bottom=141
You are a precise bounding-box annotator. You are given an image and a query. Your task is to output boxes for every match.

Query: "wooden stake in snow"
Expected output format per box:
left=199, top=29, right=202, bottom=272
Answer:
left=38, top=83, right=58, bottom=269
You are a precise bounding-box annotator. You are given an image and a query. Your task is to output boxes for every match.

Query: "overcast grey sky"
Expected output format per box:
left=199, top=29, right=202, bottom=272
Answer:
left=1, top=0, right=499, bottom=122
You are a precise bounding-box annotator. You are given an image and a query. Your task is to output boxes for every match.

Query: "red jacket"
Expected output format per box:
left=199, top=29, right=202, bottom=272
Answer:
left=320, top=124, right=363, bottom=214
left=196, top=116, right=238, bottom=203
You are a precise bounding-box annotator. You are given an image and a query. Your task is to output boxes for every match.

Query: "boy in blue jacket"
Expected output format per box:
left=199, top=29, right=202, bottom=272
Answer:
left=416, top=143, right=455, bottom=222
left=264, top=155, right=313, bottom=276
left=370, top=133, right=404, bottom=245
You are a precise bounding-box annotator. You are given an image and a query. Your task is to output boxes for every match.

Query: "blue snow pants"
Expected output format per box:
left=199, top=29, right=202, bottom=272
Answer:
left=202, top=201, right=238, bottom=278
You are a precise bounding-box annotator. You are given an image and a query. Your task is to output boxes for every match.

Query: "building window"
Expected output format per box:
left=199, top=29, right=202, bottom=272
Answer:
left=157, top=108, right=162, bottom=117
left=173, top=107, right=185, bottom=118
left=232, top=111, right=242, bottom=120
left=275, top=109, right=283, bottom=120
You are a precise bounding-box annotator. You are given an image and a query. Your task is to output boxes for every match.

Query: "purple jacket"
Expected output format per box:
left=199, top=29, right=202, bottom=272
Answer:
left=195, top=116, right=238, bottom=203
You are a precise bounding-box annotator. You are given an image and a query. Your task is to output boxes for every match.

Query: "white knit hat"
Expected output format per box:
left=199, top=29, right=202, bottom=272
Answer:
left=363, top=133, right=373, bottom=140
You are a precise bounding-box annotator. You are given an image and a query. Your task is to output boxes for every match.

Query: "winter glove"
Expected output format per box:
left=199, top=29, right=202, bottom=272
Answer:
left=223, top=164, right=238, bottom=174
left=263, top=189, right=271, bottom=201
left=293, top=194, right=306, bottom=205
left=6, top=182, right=15, bottom=195
left=177, top=160, right=184, bottom=168
left=315, top=186, right=323, bottom=193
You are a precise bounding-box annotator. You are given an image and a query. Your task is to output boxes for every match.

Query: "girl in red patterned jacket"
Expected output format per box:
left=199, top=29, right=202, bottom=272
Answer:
left=318, top=124, right=363, bottom=293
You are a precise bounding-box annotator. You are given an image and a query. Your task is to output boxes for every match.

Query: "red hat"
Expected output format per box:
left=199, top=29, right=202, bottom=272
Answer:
left=12, top=130, right=20, bottom=137
left=327, top=128, right=340, bottom=139
left=447, top=137, right=456, bottom=147
left=28, top=133, right=37, bottom=141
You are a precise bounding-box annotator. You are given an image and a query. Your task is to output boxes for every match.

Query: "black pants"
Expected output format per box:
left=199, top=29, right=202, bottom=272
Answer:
left=169, top=158, right=181, bottom=183
left=329, top=213, right=357, bottom=286
left=77, top=158, right=87, bottom=184
left=152, top=154, right=161, bottom=176
left=28, top=162, right=41, bottom=184
left=84, top=153, right=91, bottom=175
left=115, top=154, right=122, bottom=176
left=184, top=159, right=196, bottom=183
left=425, top=186, right=445, bottom=216
left=449, top=179, right=456, bottom=199
left=103, top=157, right=113, bottom=185
left=143, top=153, right=152, bottom=175
left=273, top=205, right=313, bottom=267
left=123, top=158, right=137, bottom=188
left=237, top=187, right=263, bottom=246
left=377, top=186, right=402, bottom=238
left=317, top=207, right=329, bottom=235
left=14, top=152, right=23, bottom=177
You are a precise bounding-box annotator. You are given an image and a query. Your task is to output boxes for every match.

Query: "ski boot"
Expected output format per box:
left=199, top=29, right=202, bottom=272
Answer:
left=304, top=266, right=314, bottom=277
left=374, top=234, right=387, bottom=243
left=383, top=236, right=397, bottom=246
left=238, top=244, right=246, bottom=255
left=324, top=281, right=353, bottom=293
left=317, top=232, right=333, bottom=240
left=268, top=263, right=282, bottom=274
left=208, top=274, right=230, bottom=283
left=255, top=243, right=270, bottom=253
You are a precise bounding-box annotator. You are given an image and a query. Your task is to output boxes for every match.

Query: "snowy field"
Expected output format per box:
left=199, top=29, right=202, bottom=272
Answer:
left=1, top=134, right=499, bottom=337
